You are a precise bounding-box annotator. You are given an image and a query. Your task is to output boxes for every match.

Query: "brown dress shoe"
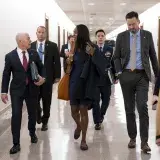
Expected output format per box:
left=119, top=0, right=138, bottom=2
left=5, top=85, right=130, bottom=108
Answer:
left=128, top=139, right=136, bottom=148
left=141, top=142, right=151, bottom=153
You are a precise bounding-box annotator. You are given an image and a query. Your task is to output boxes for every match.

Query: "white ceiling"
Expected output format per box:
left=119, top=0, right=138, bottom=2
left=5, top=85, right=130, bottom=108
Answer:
left=55, top=0, right=160, bottom=38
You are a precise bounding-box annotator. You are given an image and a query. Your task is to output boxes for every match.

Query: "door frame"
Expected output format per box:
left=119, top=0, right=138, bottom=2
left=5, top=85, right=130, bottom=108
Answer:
left=158, top=17, right=160, bottom=64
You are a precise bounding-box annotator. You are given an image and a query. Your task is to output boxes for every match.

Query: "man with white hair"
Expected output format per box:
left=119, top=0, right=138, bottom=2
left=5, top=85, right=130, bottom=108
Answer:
left=1, top=33, right=45, bottom=154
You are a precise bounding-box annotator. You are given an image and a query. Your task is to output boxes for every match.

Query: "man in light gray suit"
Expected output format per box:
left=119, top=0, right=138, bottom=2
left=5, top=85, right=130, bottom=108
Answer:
left=114, top=11, right=158, bottom=153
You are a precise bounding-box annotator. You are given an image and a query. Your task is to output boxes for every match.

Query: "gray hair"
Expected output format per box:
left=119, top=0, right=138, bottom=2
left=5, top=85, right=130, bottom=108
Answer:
left=16, top=33, right=29, bottom=44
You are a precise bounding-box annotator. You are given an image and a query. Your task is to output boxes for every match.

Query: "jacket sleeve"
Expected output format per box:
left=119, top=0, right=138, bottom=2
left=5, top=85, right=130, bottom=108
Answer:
left=1, top=54, right=12, bottom=93
left=154, top=69, right=160, bottom=96
left=60, top=45, right=65, bottom=58
left=113, top=33, right=122, bottom=73
left=53, top=43, right=61, bottom=79
left=148, top=32, right=159, bottom=78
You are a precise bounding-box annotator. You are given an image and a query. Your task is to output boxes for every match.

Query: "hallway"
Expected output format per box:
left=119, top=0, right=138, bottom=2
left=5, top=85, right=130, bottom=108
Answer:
left=0, top=83, right=159, bottom=160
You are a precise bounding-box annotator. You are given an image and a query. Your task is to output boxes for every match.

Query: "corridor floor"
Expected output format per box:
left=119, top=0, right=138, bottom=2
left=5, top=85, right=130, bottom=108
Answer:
left=0, top=83, right=160, bottom=160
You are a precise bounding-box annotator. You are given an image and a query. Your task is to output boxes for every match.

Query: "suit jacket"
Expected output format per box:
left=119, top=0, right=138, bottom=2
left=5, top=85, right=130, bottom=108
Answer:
left=60, top=44, right=68, bottom=72
left=114, top=30, right=158, bottom=81
left=31, top=40, right=61, bottom=84
left=1, top=49, right=45, bottom=96
left=97, top=44, right=116, bottom=85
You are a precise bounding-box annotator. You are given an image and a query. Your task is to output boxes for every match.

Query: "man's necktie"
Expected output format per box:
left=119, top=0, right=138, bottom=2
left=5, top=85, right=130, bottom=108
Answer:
left=130, top=34, right=137, bottom=71
left=38, top=43, right=43, bottom=61
left=22, top=51, right=28, bottom=84
left=99, top=47, right=103, bottom=53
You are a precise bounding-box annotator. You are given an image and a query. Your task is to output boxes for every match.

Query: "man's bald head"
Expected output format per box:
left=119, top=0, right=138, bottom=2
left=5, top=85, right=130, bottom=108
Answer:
left=16, top=33, right=31, bottom=50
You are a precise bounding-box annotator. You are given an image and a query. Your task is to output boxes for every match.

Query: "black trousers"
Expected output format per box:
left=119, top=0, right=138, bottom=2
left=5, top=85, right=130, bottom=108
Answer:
left=119, top=70, right=149, bottom=143
left=11, top=86, right=38, bottom=145
left=92, top=80, right=111, bottom=124
left=37, top=82, right=53, bottom=124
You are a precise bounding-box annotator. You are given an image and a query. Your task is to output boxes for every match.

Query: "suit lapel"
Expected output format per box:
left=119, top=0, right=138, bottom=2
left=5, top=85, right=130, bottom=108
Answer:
left=13, top=49, right=25, bottom=71
left=140, top=30, right=145, bottom=56
left=44, top=40, right=49, bottom=62
left=125, top=31, right=130, bottom=54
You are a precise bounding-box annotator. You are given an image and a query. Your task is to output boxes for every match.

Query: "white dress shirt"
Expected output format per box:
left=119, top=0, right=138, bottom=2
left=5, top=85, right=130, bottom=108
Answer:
left=17, top=47, right=29, bottom=64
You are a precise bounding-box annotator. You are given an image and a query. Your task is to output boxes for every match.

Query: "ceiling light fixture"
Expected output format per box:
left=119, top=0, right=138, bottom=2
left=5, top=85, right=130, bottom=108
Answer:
left=109, top=17, right=113, bottom=20
left=120, top=2, right=126, bottom=6
left=88, top=3, right=95, bottom=6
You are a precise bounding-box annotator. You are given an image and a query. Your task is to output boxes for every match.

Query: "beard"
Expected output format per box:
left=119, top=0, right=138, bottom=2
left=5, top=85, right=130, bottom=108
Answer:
left=129, top=29, right=137, bottom=34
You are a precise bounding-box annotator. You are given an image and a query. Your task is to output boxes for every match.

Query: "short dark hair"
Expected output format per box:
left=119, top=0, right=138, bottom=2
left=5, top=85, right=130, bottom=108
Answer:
left=37, top=26, right=46, bottom=31
left=125, top=11, right=139, bottom=20
left=95, top=29, right=106, bottom=36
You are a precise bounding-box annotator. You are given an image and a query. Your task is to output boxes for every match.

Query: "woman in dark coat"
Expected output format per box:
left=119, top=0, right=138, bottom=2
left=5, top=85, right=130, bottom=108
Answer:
left=69, top=24, right=106, bottom=150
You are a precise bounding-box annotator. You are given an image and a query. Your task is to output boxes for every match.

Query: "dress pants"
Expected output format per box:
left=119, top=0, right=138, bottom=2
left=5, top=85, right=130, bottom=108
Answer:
left=119, top=70, right=149, bottom=143
left=37, top=82, right=53, bottom=125
left=11, top=85, right=37, bottom=145
left=92, top=79, right=111, bottom=124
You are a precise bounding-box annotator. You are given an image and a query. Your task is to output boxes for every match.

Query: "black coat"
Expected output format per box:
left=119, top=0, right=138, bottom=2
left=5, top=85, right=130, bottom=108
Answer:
left=74, top=45, right=107, bottom=101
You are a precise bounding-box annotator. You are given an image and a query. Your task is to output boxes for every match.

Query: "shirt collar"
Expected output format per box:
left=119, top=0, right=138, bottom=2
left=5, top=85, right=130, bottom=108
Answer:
left=17, top=47, right=27, bottom=55
left=97, top=43, right=104, bottom=49
left=37, top=40, right=46, bottom=45
left=130, top=29, right=140, bottom=37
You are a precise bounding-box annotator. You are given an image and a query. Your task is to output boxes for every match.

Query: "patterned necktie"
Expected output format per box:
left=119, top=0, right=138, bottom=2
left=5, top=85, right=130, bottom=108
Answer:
left=38, top=43, right=43, bottom=61
left=130, top=34, right=137, bottom=70
left=22, top=51, right=28, bottom=84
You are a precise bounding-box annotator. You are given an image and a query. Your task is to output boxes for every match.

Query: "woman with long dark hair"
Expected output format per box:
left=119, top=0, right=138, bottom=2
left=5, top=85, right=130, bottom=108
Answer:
left=69, top=24, right=106, bottom=150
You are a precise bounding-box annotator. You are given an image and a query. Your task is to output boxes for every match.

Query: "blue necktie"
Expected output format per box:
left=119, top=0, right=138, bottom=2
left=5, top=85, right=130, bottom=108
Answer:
left=38, top=43, right=43, bottom=61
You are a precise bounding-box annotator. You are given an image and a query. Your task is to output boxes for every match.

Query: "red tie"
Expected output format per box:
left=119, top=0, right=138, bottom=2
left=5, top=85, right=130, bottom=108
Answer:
left=22, top=51, right=28, bottom=84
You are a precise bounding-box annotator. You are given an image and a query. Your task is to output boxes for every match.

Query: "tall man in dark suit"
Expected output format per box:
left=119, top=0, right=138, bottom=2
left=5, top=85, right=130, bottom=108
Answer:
left=1, top=33, right=45, bottom=154
left=92, top=29, right=117, bottom=130
left=31, top=26, right=61, bottom=131
left=114, top=11, right=159, bottom=153
left=60, top=35, right=75, bottom=73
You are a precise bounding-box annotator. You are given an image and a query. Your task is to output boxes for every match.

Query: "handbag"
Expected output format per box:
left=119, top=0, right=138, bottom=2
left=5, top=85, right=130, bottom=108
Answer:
left=57, top=41, right=75, bottom=101
left=57, top=74, right=70, bottom=100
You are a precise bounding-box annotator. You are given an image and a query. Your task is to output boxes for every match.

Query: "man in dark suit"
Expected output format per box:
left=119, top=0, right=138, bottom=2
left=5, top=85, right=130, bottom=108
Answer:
left=60, top=35, right=75, bottom=73
left=114, top=11, right=158, bottom=153
left=92, top=29, right=117, bottom=130
left=31, top=26, right=61, bottom=131
left=1, top=33, right=45, bottom=154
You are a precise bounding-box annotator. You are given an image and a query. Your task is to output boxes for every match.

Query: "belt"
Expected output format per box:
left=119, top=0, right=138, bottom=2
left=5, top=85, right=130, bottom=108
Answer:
left=124, top=69, right=145, bottom=73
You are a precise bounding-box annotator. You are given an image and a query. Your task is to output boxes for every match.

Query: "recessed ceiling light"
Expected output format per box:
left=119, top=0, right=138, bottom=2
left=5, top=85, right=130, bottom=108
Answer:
left=109, top=18, right=113, bottom=20
left=88, top=3, right=94, bottom=5
left=120, top=2, right=126, bottom=6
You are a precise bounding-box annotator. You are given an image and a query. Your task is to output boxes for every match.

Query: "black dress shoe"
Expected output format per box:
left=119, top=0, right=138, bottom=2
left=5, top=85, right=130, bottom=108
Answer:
left=31, top=134, right=38, bottom=143
left=100, top=116, right=104, bottom=123
left=128, top=139, right=136, bottom=148
left=141, top=142, right=151, bottom=153
left=10, top=144, right=21, bottom=154
left=41, top=124, right=48, bottom=131
left=95, top=123, right=101, bottom=130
